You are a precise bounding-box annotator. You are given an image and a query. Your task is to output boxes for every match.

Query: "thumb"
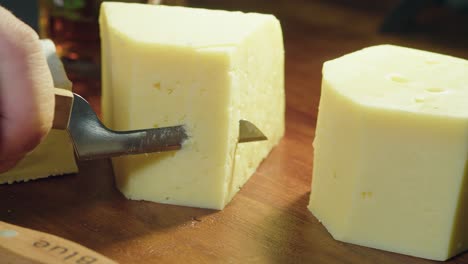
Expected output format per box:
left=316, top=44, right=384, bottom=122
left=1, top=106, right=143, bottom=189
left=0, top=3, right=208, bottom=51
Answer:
left=0, top=7, right=54, bottom=171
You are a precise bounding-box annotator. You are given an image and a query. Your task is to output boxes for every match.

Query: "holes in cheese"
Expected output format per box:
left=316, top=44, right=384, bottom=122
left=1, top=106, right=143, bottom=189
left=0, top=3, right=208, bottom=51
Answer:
left=426, top=87, right=445, bottom=93
left=386, top=73, right=409, bottom=83
left=309, top=45, right=468, bottom=261
left=100, top=3, right=284, bottom=209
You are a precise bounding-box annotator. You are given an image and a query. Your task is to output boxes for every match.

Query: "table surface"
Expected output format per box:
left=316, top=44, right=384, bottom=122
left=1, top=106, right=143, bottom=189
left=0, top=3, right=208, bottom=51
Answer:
left=1, top=2, right=468, bottom=263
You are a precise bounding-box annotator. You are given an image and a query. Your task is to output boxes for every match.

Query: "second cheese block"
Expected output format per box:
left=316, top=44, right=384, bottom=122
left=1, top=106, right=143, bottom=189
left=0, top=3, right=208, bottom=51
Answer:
left=309, top=45, right=468, bottom=260
left=99, top=3, right=284, bottom=209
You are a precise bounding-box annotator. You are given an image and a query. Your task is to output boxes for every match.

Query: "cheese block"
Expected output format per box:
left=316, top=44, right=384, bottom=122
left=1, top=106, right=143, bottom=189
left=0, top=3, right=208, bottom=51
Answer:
left=99, top=3, right=284, bottom=209
left=0, top=40, right=78, bottom=184
left=309, top=45, right=468, bottom=260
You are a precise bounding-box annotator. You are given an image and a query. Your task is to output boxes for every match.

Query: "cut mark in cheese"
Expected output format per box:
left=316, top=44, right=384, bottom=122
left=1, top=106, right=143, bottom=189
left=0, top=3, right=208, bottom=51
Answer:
left=309, top=44, right=468, bottom=261
left=100, top=3, right=284, bottom=209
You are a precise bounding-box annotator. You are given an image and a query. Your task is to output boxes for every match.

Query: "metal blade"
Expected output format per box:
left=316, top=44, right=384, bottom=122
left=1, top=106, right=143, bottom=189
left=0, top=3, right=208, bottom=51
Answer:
left=41, top=39, right=72, bottom=89
left=238, top=120, right=267, bottom=143
left=68, top=94, right=188, bottom=160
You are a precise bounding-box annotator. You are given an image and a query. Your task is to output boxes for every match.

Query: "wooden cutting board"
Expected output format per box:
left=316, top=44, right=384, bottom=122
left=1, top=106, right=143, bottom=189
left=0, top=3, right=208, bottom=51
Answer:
left=1, top=4, right=468, bottom=263
left=0, top=111, right=420, bottom=264
left=2, top=102, right=468, bottom=264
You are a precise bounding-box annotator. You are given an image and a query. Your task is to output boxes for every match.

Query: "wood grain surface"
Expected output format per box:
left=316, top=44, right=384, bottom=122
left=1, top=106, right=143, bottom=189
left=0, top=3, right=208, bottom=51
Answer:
left=1, top=1, right=468, bottom=263
left=0, top=220, right=117, bottom=264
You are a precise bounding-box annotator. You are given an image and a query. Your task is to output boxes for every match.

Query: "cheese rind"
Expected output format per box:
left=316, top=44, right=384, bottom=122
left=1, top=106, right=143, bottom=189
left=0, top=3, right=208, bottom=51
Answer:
left=100, top=3, right=284, bottom=209
left=309, top=45, right=468, bottom=260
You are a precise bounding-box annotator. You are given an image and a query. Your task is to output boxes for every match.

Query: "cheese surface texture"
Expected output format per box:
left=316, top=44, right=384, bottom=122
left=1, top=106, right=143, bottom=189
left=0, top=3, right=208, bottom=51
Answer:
left=309, top=45, right=468, bottom=260
left=99, top=3, right=284, bottom=209
left=0, top=40, right=78, bottom=184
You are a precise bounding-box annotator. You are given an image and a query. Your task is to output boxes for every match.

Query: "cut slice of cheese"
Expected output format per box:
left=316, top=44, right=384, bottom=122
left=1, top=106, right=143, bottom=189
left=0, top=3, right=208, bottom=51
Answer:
left=99, top=3, right=284, bottom=209
left=0, top=40, right=78, bottom=184
left=309, top=44, right=468, bottom=261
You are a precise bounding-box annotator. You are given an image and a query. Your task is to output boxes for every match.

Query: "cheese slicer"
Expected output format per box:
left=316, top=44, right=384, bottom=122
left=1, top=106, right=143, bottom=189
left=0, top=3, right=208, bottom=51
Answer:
left=43, top=40, right=267, bottom=161
left=52, top=89, right=189, bottom=160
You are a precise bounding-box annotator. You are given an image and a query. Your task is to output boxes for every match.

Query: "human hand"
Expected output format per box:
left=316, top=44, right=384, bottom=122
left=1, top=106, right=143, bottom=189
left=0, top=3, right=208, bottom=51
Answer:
left=0, top=6, right=54, bottom=172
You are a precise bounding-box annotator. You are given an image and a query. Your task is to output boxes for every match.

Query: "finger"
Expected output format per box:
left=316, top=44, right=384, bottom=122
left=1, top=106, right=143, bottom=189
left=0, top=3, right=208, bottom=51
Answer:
left=0, top=7, right=54, bottom=160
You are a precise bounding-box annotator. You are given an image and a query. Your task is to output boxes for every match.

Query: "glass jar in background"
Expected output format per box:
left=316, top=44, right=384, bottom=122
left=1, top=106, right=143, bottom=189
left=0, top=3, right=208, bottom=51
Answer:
left=39, top=0, right=109, bottom=81
left=38, top=0, right=187, bottom=58
left=38, top=0, right=187, bottom=81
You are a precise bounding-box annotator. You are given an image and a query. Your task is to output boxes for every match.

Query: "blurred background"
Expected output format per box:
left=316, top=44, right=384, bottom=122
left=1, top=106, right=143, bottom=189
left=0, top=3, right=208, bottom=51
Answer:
left=0, top=0, right=467, bottom=117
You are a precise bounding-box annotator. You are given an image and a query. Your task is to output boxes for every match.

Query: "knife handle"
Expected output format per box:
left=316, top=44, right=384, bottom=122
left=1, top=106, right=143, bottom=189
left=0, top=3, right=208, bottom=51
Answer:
left=0, top=221, right=117, bottom=264
left=52, top=88, right=74, bottom=130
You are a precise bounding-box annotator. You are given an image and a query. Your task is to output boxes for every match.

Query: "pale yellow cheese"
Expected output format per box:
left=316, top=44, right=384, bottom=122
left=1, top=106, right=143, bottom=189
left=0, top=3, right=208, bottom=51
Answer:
left=0, top=130, right=78, bottom=184
left=309, top=45, right=468, bottom=260
left=100, top=3, right=284, bottom=209
left=0, top=40, right=78, bottom=184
